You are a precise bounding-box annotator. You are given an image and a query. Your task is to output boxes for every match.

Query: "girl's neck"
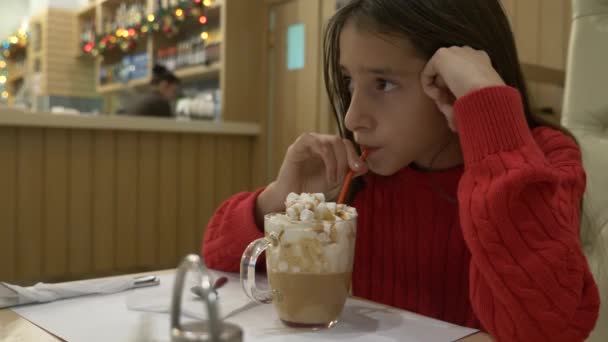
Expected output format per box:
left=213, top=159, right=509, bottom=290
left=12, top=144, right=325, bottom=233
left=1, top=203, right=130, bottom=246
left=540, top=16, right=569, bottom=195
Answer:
left=413, top=133, right=463, bottom=172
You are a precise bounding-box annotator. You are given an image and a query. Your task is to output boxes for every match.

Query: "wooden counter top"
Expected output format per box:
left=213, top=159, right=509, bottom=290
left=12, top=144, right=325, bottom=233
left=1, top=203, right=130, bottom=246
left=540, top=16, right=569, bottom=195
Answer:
left=0, top=107, right=260, bottom=136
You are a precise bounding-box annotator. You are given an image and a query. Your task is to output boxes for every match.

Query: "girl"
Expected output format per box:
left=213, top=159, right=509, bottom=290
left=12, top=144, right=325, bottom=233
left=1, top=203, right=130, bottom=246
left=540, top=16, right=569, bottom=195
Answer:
left=202, top=0, right=600, bottom=340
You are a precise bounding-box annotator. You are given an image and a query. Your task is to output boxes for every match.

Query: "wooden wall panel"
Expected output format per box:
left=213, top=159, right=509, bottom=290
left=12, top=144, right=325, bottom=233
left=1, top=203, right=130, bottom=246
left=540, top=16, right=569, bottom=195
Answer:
left=16, top=129, right=44, bottom=282
left=177, top=135, right=199, bottom=256
left=0, top=125, right=255, bottom=284
left=68, top=131, right=94, bottom=276
left=137, top=133, right=159, bottom=268
left=563, top=0, right=572, bottom=66
left=197, top=137, right=217, bottom=247
left=515, top=0, right=542, bottom=101
left=232, top=138, right=252, bottom=194
left=158, top=134, right=178, bottom=268
left=214, top=137, right=235, bottom=206
left=31, top=8, right=97, bottom=99
left=539, top=0, right=567, bottom=70
left=270, top=0, right=296, bottom=176
left=43, top=130, right=69, bottom=280
left=501, top=0, right=516, bottom=27
left=0, top=128, right=17, bottom=281
left=536, top=0, right=568, bottom=113
left=222, top=0, right=265, bottom=122
left=115, top=132, right=138, bottom=271
left=500, top=0, right=571, bottom=114
left=92, top=131, right=115, bottom=273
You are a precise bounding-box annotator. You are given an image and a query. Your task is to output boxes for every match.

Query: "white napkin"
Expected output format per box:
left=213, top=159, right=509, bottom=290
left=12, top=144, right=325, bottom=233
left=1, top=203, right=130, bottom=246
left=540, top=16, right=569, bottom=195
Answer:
left=126, top=272, right=255, bottom=321
left=0, top=277, right=136, bottom=309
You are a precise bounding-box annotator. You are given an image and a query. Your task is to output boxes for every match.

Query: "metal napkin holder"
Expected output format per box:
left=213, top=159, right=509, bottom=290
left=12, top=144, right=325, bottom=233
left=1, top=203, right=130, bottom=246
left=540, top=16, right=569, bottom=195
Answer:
left=170, top=254, right=243, bottom=342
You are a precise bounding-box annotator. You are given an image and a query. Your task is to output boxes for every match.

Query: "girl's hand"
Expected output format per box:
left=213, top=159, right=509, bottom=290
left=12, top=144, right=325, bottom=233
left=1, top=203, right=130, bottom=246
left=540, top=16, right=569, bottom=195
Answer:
left=256, top=133, right=368, bottom=220
left=421, top=46, right=505, bottom=132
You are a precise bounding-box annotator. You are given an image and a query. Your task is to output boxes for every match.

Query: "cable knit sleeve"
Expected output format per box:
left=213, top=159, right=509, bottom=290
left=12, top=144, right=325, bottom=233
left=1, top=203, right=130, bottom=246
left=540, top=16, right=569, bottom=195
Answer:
left=201, top=188, right=265, bottom=272
left=454, top=86, right=600, bottom=341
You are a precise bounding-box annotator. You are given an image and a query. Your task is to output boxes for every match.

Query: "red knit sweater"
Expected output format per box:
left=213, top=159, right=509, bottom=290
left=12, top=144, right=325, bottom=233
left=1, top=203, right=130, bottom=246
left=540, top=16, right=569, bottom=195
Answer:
left=202, top=86, right=600, bottom=341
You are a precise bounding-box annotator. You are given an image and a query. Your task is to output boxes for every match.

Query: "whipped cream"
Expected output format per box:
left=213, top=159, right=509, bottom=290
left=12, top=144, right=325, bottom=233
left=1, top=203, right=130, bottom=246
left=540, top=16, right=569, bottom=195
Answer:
left=265, top=193, right=357, bottom=274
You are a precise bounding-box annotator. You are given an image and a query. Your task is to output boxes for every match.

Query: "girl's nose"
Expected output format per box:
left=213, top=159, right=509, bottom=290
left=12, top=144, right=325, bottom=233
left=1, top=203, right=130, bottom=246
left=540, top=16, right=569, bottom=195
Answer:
left=344, top=91, right=373, bottom=133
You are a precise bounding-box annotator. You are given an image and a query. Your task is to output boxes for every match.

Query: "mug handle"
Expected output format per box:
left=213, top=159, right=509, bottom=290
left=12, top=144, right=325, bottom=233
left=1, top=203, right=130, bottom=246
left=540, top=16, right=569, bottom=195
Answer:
left=240, top=234, right=278, bottom=304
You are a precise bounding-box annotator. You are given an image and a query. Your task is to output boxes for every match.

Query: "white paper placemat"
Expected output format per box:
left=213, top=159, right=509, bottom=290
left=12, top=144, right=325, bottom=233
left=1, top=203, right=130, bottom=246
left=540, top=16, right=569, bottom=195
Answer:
left=12, top=270, right=478, bottom=341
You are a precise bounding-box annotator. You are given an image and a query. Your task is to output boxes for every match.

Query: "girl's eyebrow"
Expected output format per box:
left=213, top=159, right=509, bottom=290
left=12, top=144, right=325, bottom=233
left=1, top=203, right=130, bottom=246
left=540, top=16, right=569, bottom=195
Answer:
left=340, top=64, right=414, bottom=76
left=362, top=67, right=398, bottom=75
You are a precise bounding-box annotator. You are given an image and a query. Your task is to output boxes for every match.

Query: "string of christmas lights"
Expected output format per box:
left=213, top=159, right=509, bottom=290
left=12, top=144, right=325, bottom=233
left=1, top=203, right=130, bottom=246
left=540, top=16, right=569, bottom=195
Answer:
left=83, top=0, right=213, bottom=56
left=0, top=29, right=28, bottom=102
left=0, top=58, right=9, bottom=101
left=0, top=28, right=28, bottom=59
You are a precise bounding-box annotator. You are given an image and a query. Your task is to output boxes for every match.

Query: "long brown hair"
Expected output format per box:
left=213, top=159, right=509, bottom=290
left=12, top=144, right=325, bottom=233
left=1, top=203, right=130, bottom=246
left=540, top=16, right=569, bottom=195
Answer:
left=323, top=0, right=564, bottom=200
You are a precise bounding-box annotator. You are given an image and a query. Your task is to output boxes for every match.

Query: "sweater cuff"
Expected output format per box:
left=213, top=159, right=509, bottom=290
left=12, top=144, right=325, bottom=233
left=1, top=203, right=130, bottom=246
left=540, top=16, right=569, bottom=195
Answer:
left=454, top=86, right=536, bottom=164
left=234, top=187, right=267, bottom=237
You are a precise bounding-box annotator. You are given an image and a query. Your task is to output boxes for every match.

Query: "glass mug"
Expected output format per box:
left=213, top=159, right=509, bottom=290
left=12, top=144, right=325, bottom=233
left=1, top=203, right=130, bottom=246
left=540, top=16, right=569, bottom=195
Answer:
left=240, top=213, right=357, bottom=329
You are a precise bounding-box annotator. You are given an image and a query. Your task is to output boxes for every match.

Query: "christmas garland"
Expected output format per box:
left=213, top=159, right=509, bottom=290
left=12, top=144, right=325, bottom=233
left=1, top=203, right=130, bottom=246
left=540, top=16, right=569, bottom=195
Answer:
left=0, top=29, right=28, bottom=59
left=0, top=58, right=8, bottom=101
left=0, top=29, right=28, bottom=102
left=83, top=0, right=212, bottom=56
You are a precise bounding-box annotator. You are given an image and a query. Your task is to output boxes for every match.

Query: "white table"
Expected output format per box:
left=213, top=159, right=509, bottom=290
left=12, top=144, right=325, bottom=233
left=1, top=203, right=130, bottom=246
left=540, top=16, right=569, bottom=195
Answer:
left=0, top=270, right=488, bottom=342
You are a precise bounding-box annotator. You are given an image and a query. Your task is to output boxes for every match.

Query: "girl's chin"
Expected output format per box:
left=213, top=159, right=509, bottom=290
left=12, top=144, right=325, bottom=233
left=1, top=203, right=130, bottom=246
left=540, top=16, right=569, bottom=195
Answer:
left=366, top=160, right=407, bottom=176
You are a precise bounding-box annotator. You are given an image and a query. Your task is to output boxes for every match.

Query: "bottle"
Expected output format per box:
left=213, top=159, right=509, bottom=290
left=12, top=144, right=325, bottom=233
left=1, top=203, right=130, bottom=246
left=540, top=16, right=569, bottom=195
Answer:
left=90, top=21, right=96, bottom=41
left=197, top=35, right=206, bottom=64
left=103, top=17, right=111, bottom=35
left=81, top=22, right=87, bottom=46
left=119, top=4, right=128, bottom=28
left=176, top=42, right=182, bottom=69
left=186, top=37, right=193, bottom=67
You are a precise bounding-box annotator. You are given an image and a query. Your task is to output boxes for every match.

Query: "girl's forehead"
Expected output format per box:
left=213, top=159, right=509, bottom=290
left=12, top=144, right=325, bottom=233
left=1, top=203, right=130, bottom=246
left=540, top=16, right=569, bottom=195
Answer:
left=339, top=21, right=425, bottom=73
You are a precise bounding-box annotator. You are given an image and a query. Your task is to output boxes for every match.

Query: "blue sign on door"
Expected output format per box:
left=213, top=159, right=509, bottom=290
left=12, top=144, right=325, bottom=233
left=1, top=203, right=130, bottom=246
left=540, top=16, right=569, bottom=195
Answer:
left=287, top=23, right=305, bottom=71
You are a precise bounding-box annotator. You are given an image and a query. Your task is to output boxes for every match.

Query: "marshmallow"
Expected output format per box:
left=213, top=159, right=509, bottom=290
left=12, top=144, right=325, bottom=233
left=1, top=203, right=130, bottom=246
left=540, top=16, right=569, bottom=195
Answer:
left=314, top=193, right=326, bottom=203
left=286, top=192, right=299, bottom=206
left=326, top=202, right=336, bottom=214
left=286, top=207, right=298, bottom=220
left=283, top=193, right=356, bottom=222
left=300, top=209, right=315, bottom=222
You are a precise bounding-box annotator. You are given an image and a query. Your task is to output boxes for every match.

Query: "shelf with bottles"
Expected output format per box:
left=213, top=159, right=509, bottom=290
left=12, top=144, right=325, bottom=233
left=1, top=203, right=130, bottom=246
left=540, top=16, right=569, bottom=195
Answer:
left=98, top=76, right=150, bottom=94
left=174, top=62, right=220, bottom=81
left=153, top=23, right=221, bottom=75
left=81, top=0, right=219, bottom=58
left=98, top=47, right=151, bottom=93
left=75, top=0, right=262, bottom=121
left=155, top=0, right=223, bottom=12
left=151, top=0, right=221, bottom=41
left=151, top=1, right=221, bottom=73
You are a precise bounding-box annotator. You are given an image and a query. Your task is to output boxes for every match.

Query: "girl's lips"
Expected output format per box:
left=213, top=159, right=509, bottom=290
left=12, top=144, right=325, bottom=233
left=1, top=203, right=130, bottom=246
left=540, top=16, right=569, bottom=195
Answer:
left=360, top=146, right=379, bottom=155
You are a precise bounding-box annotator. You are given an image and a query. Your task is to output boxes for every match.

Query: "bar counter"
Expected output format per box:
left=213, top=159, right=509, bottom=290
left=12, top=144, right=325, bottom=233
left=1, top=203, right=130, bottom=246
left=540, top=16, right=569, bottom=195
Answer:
left=0, top=107, right=260, bottom=285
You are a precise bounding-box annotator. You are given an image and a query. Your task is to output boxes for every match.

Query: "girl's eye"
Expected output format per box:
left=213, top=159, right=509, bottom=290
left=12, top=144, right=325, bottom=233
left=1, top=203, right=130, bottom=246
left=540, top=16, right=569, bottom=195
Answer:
left=376, top=79, right=397, bottom=92
left=343, top=76, right=353, bottom=92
